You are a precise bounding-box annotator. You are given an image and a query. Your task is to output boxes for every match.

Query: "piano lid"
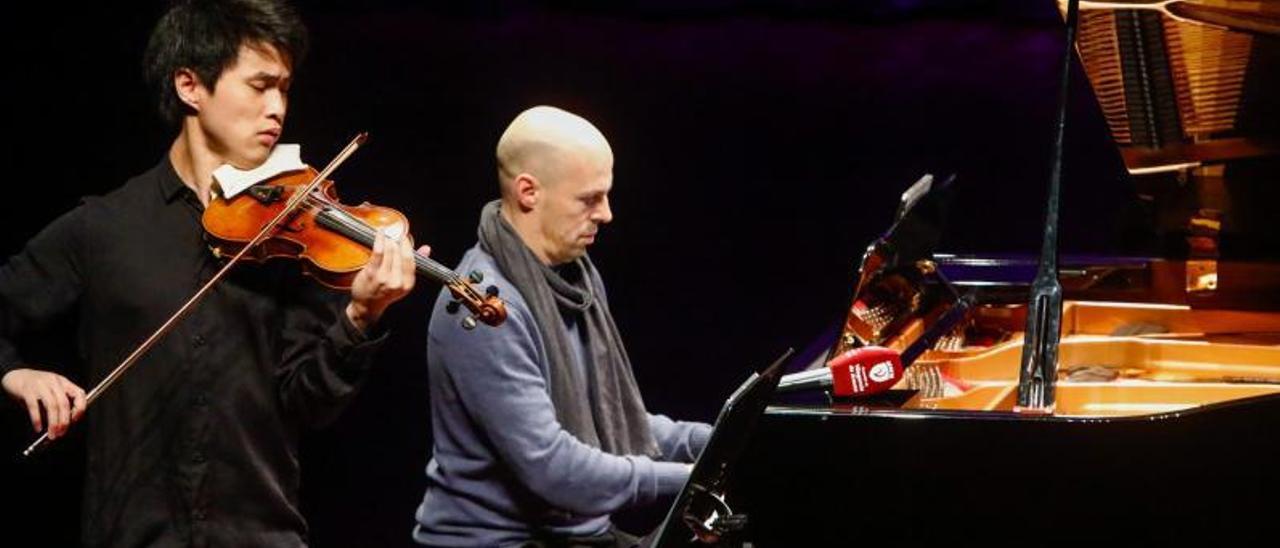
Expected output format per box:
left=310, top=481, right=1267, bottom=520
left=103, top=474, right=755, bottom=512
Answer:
left=1061, top=0, right=1280, bottom=173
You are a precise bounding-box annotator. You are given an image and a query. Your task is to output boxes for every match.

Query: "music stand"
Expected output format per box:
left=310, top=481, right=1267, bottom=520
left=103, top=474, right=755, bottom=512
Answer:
left=649, top=348, right=795, bottom=547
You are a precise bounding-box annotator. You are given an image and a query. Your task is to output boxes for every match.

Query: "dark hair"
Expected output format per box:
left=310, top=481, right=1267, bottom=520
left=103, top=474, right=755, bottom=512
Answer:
left=143, top=0, right=308, bottom=125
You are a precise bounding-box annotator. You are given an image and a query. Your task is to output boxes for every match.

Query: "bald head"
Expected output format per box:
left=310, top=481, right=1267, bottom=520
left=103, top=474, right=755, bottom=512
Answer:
left=496, top=106, right=613, bottom=198
left=493, top=106, right=616, bottom=265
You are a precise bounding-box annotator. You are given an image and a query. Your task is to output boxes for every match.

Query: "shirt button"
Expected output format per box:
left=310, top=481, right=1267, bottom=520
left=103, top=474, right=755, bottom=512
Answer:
left=193, top=452, right=206, bottom=464
left=192, top=334, right=205, bottom=348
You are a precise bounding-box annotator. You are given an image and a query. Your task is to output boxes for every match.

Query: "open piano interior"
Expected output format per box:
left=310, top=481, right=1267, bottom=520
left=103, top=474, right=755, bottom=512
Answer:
left=729, top=1, right=1280, bottom=545
left=883, top=0, right=1280, bottom=417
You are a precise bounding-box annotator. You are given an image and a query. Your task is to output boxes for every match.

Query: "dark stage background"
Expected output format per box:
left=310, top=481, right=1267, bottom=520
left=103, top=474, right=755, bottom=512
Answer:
left=1, top=1, right=1140, bottom=546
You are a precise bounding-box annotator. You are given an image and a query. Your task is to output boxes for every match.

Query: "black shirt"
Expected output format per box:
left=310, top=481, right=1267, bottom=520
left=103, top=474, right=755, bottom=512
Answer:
left=0, top=157, right=385, bottom=547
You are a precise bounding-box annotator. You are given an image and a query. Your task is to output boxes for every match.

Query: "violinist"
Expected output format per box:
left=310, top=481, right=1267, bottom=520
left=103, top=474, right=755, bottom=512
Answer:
left=0, top=1, right=421, bottom=546
left=412, top=106, right=712, bottom=547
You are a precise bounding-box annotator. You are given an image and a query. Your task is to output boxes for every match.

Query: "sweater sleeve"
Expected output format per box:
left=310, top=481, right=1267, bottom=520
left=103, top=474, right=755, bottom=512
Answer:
left=432, top=295, right=689, bottom=516
left=648, top=413, right=713, bottom=463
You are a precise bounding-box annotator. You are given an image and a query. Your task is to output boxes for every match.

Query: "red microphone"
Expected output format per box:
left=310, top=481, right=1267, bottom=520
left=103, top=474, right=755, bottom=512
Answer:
left=776, top=346, right=904, bottom=397
left=777, top=292, right=974, bottom=398
left=826, top=346, right=904, bottom=396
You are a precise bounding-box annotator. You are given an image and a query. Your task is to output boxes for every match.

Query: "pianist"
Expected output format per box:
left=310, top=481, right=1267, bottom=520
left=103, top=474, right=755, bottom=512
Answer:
left=412, top=106, right=712, bottom=547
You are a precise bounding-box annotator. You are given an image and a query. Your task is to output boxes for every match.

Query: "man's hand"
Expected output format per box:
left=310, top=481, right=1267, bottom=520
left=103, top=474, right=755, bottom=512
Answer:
left=345, top=229, right=430, bottom=332
left=2, top=368, right=86, bottom=439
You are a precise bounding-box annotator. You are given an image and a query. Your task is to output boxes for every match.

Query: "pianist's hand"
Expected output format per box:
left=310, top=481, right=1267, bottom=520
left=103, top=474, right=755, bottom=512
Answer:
left=2, top=368, right=86, bottom=439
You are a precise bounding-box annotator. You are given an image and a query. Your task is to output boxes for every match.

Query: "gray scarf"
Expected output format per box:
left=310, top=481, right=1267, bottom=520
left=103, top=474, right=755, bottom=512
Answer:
left=478, top=200, right=659, bottom=457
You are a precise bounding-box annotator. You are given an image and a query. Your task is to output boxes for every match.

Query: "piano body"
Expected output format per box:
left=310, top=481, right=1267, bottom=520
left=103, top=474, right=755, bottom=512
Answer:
left=731, top=1, right=1280, bottom=544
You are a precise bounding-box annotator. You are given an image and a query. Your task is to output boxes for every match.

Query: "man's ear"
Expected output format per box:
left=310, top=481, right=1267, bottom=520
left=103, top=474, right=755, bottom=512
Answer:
left=515, top=173, right=541, bottom=211
left=173, top=68, right=204, bottom=112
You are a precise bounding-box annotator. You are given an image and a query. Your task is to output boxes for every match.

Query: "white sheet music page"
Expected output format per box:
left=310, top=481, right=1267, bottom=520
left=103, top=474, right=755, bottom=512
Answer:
left=212, top=144, right=306, bottom=198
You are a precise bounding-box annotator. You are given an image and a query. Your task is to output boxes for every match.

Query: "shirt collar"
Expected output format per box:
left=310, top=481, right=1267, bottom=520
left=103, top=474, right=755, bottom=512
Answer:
left=155, top=155, right=193, bottom=204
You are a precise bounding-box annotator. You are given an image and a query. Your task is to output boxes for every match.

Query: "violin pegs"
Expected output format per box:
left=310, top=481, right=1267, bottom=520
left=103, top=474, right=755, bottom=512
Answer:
left=468, top=270, right=485, bottom=284
left=445, top=301, right=461, bottom=314
left=485, top=285, right=500, bottom=297
left=461, top=316, right=478, bottom=330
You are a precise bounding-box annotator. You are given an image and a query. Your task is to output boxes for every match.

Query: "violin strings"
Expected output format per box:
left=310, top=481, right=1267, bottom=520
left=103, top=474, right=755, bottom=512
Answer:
left=293, top=191, right=463, bottom=284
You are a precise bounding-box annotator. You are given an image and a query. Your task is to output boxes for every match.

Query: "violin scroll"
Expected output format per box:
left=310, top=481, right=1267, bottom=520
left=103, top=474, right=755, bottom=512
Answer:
left=445, top=274, right=506, bottom=330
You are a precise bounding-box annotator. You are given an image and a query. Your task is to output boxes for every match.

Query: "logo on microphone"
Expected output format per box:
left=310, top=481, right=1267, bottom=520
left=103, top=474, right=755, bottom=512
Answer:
left=868, top=361, right=895, bottom=383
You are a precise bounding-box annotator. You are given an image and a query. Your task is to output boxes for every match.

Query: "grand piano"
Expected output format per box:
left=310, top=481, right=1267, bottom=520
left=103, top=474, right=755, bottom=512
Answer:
left=728, top=1, right=1280, bottom=544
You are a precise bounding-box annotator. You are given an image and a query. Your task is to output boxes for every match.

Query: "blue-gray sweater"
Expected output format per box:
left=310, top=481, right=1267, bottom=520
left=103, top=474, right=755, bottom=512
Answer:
left=414, top=245, right=712, bottom=547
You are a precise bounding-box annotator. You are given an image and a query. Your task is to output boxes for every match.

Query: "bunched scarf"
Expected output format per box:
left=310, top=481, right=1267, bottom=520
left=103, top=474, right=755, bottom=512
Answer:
left=478, top=200, right=659, bottom=457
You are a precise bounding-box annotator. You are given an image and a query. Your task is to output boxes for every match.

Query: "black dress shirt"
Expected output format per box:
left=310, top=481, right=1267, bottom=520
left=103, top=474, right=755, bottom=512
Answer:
left=0, top=157, right=385, bottom=547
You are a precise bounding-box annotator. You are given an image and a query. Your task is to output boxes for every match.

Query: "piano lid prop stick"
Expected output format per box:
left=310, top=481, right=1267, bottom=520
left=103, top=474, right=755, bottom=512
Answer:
left=1015, top=0, right=1080, bottom=413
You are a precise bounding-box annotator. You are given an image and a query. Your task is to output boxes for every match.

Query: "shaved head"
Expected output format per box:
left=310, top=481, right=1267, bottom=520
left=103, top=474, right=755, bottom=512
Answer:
left=493, top=106, right=616, bottom=265
left=496, top=106, right=613, bottom=198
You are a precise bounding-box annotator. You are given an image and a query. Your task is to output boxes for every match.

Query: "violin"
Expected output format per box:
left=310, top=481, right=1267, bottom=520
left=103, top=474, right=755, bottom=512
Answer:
left=21, top=135, right=502, bottom=457
left=202, top=166, right=507, bottom=329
